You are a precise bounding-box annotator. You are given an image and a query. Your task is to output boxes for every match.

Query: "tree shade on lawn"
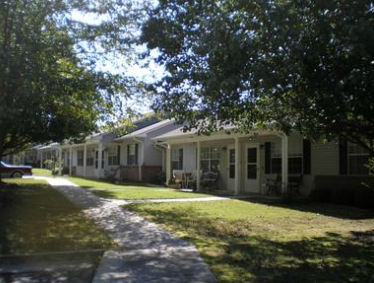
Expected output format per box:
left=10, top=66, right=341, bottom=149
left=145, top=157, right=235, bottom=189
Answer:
left=127, top=200, right=374, bottom=283
left=0, top=179, right=114, bottom=255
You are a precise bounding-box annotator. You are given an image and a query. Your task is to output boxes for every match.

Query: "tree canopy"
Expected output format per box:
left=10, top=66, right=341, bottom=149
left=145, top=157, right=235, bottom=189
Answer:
left=142, top=0, right=374, bottom=153
left=0, top=0, right=150, bottom=158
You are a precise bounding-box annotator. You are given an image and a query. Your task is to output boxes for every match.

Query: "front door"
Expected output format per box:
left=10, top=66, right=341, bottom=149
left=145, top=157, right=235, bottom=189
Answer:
left=245, top=145, right=260, bottom=193
left=227, top=145, right=235, bottom=191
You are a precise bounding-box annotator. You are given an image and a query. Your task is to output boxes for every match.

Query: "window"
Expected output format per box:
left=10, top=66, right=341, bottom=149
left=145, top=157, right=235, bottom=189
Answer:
left=86, top=150, right=94, bottom=166
left=172, top=148, right=183, bottom=170
left=269, top=140, right=303, bottom=174
left=61, top=151, right=70, bottom=167
left=247, top=148, right=257, bottom=179
left=271, top=142, right=282, bottom=174
left=77, top=150, right=83, bottom=166
left=348, top=143, right=369, bottom=175
left=200, top=147, right=220, bottom=173
left=95, top=151, right=105, bottom=169
left=108, top=146, right=120, bottom=166
left=95, top=151, right=98, bottom=169
left=127, top=144, right=138, bottom=165
left=229, top=149, right=235, bottom=179
left=288, top=139, right=303, bottom=174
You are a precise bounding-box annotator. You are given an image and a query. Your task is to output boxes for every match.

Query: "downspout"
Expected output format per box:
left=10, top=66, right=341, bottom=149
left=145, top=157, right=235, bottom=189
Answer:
left=133, top=137, right=144, bottom=182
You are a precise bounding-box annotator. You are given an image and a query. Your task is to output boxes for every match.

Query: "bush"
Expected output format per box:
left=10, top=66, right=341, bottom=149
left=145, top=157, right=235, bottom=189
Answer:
left=153, top=171, right=166, bottom=185
left=62, top=167, right=69, bottom=175
left=311, top=187, right=374, bottom=209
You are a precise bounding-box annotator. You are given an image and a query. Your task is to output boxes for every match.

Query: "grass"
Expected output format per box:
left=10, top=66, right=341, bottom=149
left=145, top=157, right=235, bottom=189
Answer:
left=0, top=178, right=114, bottom=255
left=127, top=200, right=374, bottom=283
left=32, top=168, right=52, bottom=176
left=65, top=176, right=211, bottom=199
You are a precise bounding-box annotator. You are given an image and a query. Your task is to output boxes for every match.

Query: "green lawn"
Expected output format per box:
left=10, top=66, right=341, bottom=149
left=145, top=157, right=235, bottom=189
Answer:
left=66, top=176, right=210, bottom=199
left=32, top=168, right=52, bottom=176
left=127, top=200, right=374, bottom=283
left=0, top=178, right=114, bottom=255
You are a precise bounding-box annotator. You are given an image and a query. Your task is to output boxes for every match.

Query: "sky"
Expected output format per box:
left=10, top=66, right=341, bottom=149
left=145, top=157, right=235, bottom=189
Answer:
left=70, top=8, right=164, bottom=115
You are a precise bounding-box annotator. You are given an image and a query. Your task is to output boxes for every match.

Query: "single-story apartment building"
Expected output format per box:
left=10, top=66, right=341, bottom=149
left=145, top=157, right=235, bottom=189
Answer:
left=153, top=125, right=372, bottom=197
left=59, top=118, right=180, bottom=182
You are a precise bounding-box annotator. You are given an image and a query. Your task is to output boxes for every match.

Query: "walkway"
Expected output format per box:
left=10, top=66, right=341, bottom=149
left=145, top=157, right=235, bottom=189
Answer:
left=39, top=177, right=217, bottom=283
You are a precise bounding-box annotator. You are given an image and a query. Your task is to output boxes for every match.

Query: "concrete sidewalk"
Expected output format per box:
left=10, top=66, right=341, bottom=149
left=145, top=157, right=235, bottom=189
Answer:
left=41, top=177, right=217, bottom=283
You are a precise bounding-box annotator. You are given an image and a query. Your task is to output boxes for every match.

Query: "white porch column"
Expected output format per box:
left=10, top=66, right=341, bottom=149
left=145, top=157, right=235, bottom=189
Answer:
left=58, top=147, right=62, bottom=175
left=196, top=141, right=201, bottom=192
left=139, top=143, right=143, bottom=181
left=281, top=134, right=289, bottom=194
left=83, top=144, right=87, bottom=177
left=98, top=143, right=103, bottom=178
left=40, top=152, right=43, bottom=168
left=234, top=137, right=241, bottom=196
left=69, top=147, right=72, bottom=176
left=166, top=143, right=171, bottom=185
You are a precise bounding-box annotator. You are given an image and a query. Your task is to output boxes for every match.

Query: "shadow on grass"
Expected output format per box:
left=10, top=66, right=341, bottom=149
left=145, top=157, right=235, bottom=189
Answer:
left=88, top=189, right=120, bottom=199
left=239, top=198, right=374, bottom=220
left=127, top=204, right=374, bottom=283
left=0, top=182, right=113, bottom=255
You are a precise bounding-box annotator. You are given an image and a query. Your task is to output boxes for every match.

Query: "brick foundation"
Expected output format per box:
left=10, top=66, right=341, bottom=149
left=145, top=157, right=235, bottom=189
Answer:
left=120, top=165, right=162, bottom=183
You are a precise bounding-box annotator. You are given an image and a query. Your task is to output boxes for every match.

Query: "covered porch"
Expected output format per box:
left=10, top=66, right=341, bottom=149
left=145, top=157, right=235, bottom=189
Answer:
left=156, top=129, right=295, bottom=196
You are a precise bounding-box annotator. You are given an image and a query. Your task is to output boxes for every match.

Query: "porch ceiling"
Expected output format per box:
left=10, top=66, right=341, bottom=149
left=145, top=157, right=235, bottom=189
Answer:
left=155, top=129, right=282, bottom=145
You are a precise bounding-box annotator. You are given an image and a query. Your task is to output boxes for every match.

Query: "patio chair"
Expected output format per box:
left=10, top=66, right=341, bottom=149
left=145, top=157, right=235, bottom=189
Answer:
left=186, top=170, right=202, bottom=191
left=201, top=171, right=219, bottom=191
left=288, top=174, right=303, bottom=195
left=266, top=175, right=282, bottom=195
left=172, top=169, right=187, bottom=188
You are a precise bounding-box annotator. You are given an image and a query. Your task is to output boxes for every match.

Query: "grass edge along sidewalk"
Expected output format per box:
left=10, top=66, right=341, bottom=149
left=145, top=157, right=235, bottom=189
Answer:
left=127, top=199, right=374, bottom=283
left=65, top=176, right=212, bottom=200
left=0, top=178, right=114, bottom=255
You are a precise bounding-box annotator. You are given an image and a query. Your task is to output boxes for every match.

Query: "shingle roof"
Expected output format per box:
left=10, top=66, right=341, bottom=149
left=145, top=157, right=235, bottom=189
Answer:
left=116, top=119, right=175, bottom=140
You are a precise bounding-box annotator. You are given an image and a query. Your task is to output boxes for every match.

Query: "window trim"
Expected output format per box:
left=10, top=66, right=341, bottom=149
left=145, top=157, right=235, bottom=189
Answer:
left=127, top=144, right=138, bottom=166
left=108, top=146, right=120, bottom=166
left=86, top=150, right=94, bottom=167
left=347, top=143, right=369, bottom=175
left=171, top=148, right=183, bottom=170
left=77, top=150, right=84, bottom=166
left=200, top=147, right=220, bottom=173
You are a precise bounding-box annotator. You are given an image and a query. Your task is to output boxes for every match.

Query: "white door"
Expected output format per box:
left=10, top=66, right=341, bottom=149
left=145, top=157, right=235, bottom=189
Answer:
left=245, top=145, right=260, bottom=193
left=227, top=145, right=235, bottom=191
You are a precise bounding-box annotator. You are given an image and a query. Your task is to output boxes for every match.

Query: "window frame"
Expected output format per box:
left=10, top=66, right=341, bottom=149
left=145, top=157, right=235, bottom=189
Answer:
left=200, top=147, right=220, bottom=173
left=270, top=141, right=303, bottom=175
left=86, top=150, right=94, bottom=166
left=348, top=143, right=369, bottom=175
left=77, top=150, right=84, bottom=166
left=108, top=146, right=119, bottom=166
left=171, top=148, right=183, bottom=170
left=127, top=144, right=138, bottom=165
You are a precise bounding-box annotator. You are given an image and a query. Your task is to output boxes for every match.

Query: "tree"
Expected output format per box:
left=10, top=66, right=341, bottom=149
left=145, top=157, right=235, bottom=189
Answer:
left=141, top=0, right=374, bottom=154
left=0, top=0, right=150, bottom=171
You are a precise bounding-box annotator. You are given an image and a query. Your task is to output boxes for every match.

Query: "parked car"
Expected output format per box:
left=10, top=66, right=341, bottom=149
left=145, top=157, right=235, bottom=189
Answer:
left=0, top=161, right=32, bottom=178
